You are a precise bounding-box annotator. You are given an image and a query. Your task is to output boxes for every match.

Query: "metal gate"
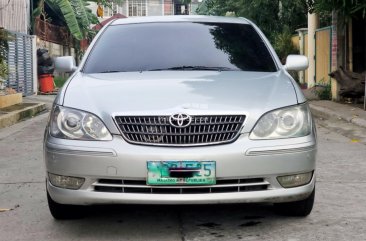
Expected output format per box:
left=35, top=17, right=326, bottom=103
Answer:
left=315, top=27, right=332, bottom=84
left=6, top=31, right=34, bottom=96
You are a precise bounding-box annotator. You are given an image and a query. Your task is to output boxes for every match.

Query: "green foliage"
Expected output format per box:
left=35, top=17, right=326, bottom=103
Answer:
left=196, top=0, right=307, bottom=43
left=33, top=0, right=115, bottom=41
left=313, top=79, right=332, bottom=100
left=47, top=0, right=83, bottom=40
left=0, top=29, right=8, bottom=62
left=273, top=28, right=299, bottom=63
left=196, top=0, right=230, bottom=16
left=71, top=0, right=90, bottom=31
left=314, top=0, right=366, bottom=20
left=0, top=28, right=14, bottom=80
left=54, top=75, right=68, bottom=88
left=0, top=59, right=8, bottom=80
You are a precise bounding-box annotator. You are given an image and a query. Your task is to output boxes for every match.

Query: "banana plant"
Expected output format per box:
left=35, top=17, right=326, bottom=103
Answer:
left=34, top=0, right=116, bottom=40
left=48, top=0, right=84, bottom=40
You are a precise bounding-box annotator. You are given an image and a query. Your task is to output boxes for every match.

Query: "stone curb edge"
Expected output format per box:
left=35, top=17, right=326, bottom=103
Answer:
left=309, top=103, right=366, bottom=129
left=0, top=103, right=47, bottom=129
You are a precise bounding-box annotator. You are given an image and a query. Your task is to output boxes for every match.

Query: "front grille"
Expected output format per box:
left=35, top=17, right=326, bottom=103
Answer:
left=114, top=115, right=245, bottom=146
left=92, top=178, right=269, bottom=194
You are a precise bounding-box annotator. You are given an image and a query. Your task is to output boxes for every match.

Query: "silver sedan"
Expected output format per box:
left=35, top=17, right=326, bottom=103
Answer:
left=45, top=15, right=316, bottom=219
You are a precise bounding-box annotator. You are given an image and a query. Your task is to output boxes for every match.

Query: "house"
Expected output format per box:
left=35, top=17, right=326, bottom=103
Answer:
left=88, top=0, right=202, bottom=20
left=292, top=10, right=366, bottom=101
left=330, top=11, right=366, bottom=100
left=0, top=0, right=76, bottom=96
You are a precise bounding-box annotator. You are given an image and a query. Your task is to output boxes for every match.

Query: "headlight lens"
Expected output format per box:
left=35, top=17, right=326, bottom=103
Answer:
left=250, top=104, right=311, bottom=139
left=50, top=106, right=112, bottom=140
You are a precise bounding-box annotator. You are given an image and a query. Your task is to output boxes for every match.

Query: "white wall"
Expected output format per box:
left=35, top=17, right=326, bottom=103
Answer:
left=147, top=0, right=163, bottom=16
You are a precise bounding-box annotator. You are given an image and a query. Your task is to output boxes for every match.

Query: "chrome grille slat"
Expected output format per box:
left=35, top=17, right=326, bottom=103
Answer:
left=93, top=178, right=269, bottom=194
left=93, top=181, right=270, bottom=189
left=115, top=115, right=245, bottom=146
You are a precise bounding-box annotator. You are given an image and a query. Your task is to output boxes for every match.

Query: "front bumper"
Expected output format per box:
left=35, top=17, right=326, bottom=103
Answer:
left=44, top=133, right=316, bottom=205
left=47, top=178, right=315, bottom=205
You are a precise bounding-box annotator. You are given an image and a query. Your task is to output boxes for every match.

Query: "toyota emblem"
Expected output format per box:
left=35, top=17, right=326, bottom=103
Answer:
left=169, top=113, right=192, bottom=128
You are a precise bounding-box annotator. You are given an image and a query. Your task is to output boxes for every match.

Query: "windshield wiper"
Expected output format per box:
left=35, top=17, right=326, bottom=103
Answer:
left=98, top=70, right=126, bottom=73
left=147, top=66, right=235, bottom=71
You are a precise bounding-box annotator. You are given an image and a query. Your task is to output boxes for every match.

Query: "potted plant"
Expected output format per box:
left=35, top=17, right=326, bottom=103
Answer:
left=0, top=58, right=8, bottom=94
left=0, top=28, right=21, bottom=108
left=0, top=27, right=9, bottom=95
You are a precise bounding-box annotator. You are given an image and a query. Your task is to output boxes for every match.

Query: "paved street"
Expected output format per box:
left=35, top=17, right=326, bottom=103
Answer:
left=1, top=111, right=366, bottom=241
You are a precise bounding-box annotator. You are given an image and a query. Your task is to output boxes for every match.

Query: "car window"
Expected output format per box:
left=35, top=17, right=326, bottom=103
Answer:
left=83, top=22, right=277, bottom=73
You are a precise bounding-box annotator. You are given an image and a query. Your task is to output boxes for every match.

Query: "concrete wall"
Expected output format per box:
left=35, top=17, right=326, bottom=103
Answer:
left=164, top=0, right=173, bottom=15
left=36, top=40, right=75, bottom=59
left=0, top=0, right=30, bottom=34
left=147, top=0, right=163, bottom=16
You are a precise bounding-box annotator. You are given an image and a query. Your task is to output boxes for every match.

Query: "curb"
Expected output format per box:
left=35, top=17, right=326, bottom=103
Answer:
left=309, top=103, right=366, bottom=129
left=0, top=103, right=47, bottom=129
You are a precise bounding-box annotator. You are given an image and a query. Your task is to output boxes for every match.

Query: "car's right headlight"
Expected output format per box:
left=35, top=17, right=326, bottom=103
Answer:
left=250, top=104, right=312, bottom=140
left=49, top=105, right=112, bottom=141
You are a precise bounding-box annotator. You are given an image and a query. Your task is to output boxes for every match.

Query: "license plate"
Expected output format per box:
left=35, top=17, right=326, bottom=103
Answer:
left=147, top=161, right=216, bottom=185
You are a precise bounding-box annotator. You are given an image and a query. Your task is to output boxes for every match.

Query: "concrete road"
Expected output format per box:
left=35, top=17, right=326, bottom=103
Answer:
left=1, top=112, right=366, bottom=241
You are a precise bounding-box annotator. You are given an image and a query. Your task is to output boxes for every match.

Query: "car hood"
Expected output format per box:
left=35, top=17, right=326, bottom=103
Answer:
left=62, top=71, right=301, bottom=134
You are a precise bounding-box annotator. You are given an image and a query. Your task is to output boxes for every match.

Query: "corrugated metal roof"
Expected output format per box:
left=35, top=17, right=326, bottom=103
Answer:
left=0, top=0, right=30, bottom=34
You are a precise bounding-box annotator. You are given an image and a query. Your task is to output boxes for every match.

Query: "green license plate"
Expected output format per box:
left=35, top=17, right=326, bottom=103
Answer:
left=147, top=161, right=216, bottom=185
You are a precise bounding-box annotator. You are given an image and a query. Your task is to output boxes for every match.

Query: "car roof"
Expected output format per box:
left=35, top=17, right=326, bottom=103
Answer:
left=111, top=15, right=251, bottom=26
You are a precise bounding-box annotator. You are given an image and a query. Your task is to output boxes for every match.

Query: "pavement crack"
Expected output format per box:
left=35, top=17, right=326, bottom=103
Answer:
left=317, top=180, right=366, bottom=184
left=178, top=209, right=186, bottom=241
left=0, top=181, right=44, bottom=185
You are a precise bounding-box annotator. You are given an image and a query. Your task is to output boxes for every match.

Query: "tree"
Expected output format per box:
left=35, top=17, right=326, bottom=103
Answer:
left=313, top=0, right=366, bottom=21
left=196, top=0, right=307, bottom=61
left=273, top=27, right=298, bottom=63
left=197, top=0, right=307, bottom=42
left=196, top=0, right=231, bottom=16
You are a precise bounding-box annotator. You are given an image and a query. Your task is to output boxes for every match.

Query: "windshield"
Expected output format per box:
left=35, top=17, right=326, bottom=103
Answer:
left=83, top=22, right=277, bottom=73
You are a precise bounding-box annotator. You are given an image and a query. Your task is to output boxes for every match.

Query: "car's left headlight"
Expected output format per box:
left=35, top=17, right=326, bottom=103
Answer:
left=250, top=104, right=312, bottom=140
left=49, top=105, right=112, bottom=141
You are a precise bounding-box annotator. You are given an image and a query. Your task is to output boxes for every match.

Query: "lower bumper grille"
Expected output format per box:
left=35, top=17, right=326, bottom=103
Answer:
left=92, top=178, right=269, bottom=194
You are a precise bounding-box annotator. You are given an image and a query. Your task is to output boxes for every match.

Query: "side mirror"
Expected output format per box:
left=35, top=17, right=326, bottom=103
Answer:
left=284, top=55, right=308, bottom=71
left=55, top=56, right=77, bottom=73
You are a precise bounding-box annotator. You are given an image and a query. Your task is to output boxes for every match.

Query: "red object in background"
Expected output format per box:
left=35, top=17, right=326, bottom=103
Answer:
left=80, top=14, right=128, bottom=51
left=80, top=39, right=89, bottom=51
left=39, top=74, right=54, bottom=92
left=93, top=13, right=127, bottom=31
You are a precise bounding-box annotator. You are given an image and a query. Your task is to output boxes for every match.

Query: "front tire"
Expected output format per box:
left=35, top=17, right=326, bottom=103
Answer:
left=274, top=188, right=315, bottom=217
left=47, top=190, right=85, bottom=220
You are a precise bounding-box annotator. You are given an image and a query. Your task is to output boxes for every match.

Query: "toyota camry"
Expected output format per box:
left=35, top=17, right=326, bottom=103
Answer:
left=45, top=15, right=316, bottom=219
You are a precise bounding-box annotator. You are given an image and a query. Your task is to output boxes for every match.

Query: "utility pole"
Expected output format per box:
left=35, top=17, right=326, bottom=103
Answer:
left=307, top=11, right=319, bottom=88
